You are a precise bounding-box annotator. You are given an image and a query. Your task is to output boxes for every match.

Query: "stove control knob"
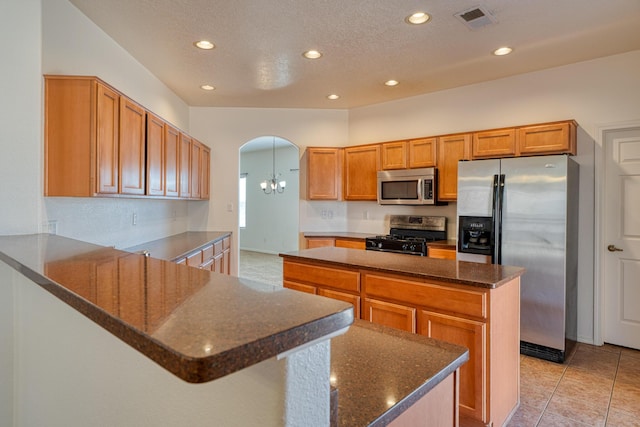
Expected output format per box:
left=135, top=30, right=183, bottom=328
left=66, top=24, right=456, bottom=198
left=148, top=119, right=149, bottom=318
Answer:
left=377, top=242, right=383, bottom=249
left=409, top=244, right=417, bottom=252
left=402, top=244, right=409, bottom=251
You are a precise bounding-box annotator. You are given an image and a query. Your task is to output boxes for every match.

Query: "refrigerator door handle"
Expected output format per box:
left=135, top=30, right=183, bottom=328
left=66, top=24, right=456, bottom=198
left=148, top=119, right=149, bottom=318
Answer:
left=492, top=174, right=500, bottom=263
left=495, top=174, right=506, bottom=264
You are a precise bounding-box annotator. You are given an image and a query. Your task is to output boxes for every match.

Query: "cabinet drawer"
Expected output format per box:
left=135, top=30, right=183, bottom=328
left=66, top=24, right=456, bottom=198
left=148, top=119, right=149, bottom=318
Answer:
left=202, top=244, right=214, bottom=261
left=222, top=237, right=231, bottom=250
left=283, top=261, right=360, bottom=292
left=364, top=273, right=486, bottom=319
left=428, top=247, right=456, bottom=260
left=186, top=250, right=203, bottom=267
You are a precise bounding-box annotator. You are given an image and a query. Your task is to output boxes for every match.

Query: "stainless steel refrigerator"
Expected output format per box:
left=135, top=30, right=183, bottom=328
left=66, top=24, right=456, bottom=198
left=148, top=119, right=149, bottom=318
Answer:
left=456, top=155, right=578, bottom=362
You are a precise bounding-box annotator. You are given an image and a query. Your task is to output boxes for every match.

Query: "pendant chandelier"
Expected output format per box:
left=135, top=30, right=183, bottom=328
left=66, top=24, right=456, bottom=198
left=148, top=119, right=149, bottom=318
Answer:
left=260, top=137, right=286, bottom=194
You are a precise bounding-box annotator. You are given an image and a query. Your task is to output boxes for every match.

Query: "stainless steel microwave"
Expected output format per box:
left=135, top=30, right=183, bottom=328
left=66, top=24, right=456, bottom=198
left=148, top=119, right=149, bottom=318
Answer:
left=377, top=167, right=437, bottom=205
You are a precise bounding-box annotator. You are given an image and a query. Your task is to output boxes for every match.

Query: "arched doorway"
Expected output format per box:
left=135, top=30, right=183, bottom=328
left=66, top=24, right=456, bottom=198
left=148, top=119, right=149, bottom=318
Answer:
left=238, top=136, right=299, bottom=286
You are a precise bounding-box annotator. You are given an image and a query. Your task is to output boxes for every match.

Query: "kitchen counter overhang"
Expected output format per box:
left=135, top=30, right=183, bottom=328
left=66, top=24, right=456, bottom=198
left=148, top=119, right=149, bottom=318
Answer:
left=0, top=234, right=354, bottom=383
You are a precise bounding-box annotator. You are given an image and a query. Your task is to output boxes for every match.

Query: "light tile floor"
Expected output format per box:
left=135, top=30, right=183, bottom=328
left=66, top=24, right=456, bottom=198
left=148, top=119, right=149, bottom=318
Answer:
left=238, top=250, right=283, bottom=287
left=509, top=343, right=640, bottom=426
left=238, top=251, right=640, bottom=426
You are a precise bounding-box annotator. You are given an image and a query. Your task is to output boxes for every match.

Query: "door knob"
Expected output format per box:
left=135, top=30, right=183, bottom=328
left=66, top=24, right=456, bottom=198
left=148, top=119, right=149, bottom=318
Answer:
left=607, top=245, right=623, bottom=252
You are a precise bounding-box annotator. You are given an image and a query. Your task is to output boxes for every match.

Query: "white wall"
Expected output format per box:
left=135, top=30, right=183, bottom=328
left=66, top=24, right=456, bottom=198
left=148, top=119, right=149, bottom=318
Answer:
left=189, top=107, right=349, bottom=269
left=240, top=144, right=300, bottom=254
left=0, top=0, right=43, bottom=235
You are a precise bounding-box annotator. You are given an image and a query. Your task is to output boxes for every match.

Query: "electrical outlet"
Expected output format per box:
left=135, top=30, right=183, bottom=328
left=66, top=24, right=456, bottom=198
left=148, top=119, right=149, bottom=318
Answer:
left=44, top=220, right=58, bottom=235
left=132, top=212, right=138, bottom=226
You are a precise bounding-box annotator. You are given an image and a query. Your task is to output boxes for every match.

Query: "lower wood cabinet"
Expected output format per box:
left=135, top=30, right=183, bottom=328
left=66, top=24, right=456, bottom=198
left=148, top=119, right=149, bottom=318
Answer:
left=428, top=247, right=457, bottom=260
left=174, top=235, right=231, bottom=275
left=282, top=258, right=520, bottom=427
left=419, top=310, right=486, bottom=422
left=306, top=236, right=366, bottom=250
left=363, top=298, right=416, bottom=333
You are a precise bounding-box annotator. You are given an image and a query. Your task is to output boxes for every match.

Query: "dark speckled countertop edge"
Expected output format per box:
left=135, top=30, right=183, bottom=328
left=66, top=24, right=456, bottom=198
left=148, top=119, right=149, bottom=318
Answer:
left=0, top=235, right=355, bottom=384
left=331, top=320, right=469, bottom=427
left=281, top=247, right=525, bottom=289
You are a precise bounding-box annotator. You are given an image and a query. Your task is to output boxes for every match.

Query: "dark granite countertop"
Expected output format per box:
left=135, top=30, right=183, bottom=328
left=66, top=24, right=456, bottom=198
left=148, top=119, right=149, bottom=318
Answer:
left=0, top=234, right=353, bottom=383
left=332, top=319, right=468, bottom=427
left=125, top=231, right=231, bottom=261
left=303, top=231, right=375, bottom=240
left=281, top=247, right=524, bottom=288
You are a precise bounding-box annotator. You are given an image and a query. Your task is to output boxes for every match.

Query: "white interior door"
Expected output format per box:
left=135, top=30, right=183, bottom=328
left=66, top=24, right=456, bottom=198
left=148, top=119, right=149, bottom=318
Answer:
left=604, top=126, right=640, bottom=349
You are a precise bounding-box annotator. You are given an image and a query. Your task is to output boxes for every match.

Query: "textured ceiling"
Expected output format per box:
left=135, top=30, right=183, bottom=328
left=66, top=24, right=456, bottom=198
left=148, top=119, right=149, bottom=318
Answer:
left=69, top=0, right=640, bottom=109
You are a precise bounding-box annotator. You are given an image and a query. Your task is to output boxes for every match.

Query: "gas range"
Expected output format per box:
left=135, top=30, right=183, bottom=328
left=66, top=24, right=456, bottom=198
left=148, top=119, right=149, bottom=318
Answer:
left=365, top=215, right=447, bottom=256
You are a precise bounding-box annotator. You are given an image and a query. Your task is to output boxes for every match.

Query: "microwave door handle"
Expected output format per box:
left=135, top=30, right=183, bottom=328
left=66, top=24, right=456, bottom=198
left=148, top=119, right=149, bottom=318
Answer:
left=416, top=179, right=422, bottom=200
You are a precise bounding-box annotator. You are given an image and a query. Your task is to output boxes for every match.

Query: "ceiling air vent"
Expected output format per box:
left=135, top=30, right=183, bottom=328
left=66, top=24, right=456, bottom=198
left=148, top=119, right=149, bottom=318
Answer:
left=454, top=5, right=497, bottom=30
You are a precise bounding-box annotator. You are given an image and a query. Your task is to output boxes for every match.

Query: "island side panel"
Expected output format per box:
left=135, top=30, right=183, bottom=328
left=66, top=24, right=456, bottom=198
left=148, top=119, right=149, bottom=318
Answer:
left=11, top=272, right=331, bottom=427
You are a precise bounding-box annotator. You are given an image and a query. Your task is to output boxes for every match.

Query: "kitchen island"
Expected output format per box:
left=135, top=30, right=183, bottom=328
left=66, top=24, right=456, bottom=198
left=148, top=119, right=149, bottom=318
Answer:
left=281, top=247, right=525, bottom=427
left=1, top=234, right=471, bottom=427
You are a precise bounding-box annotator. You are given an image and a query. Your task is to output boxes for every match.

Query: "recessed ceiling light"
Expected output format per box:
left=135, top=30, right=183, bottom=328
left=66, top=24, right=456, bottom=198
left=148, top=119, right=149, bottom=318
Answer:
left=303, top=50, right=323, bottom=59
left=327, top=94, right=340, bottom=100
left=194, top=40, right=215, bottom=50
left=405, top=12, right=431, bottom=25
left=493, top=46, right=513, bottom=56
left=385, top=80, right=399, bottom=87
left=200, top=84, right=215, bottom=91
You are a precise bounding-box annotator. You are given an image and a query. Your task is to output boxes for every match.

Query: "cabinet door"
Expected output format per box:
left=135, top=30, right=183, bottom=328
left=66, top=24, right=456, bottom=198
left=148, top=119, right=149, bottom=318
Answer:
left=190, top=139, right=203, bottom=199
left=517, top=121, right=576, bottom=155
left=96, top=83, right=120, bottom=194
left=146, top=113, right=165, bottom=196
left=179, top=133, right=192, bottom=198
left=201, top=145, right=211, bottom=200
left=119, top=97, right=146, bottom=195
left=472, top=128, right=516, bottom=159
left=381, top=141, right=407, bottom=170
left=437, top=134, right=471, bottom=201
left=335, top=239, right=365, bottom=250
left=344, top=145, right=380, bottom=200
left=428, top=247, right=456, bottom=260
left=408, top=137, right=437, bottom=168
left=419, top=311, right=486, bottom=423
left=284, top=281, right=317, bottom=294
left=307, top=148, right=343, bottom=200
left=318, top=288, right=361, bottom=318
left=164, top=124, right=180, bottom=197
left=364, top=298, right=416, bottom=333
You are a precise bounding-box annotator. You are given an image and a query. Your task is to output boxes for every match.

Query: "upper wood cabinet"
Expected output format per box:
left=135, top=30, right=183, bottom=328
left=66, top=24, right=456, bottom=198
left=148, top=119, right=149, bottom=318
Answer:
left=201, top=145, right=211, bottom=200
left=178, top=133, right=192, bottom=198
left=408, top=137, right=437, bottom=168
left=344, top=144, right=380, bottom=200
left=517, top=121, right=576, bottom=156
left=119, top=97, right=146, bottom=195
left=164, top=124, right=181, bottom=197
left=307, top=147, right=343, bottom=200
left=45, top=75, right=210, bottom=200
left=146, top=113, right=166, bottom=196
left=381, top=141, right=407, bottom=170
left=472, top=128, right=516, bottom=159
left=437, top=133, right=471, bottom=202
left=190, top=139, right=203, bottom=199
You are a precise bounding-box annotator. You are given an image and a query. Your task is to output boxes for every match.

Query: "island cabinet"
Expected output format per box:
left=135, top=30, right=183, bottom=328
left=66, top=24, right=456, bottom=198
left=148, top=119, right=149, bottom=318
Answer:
left=44, top=75, right=210, bottom=200
left=306, top=147, right=343, bottom=200
left=343, top=144, right=380, bottom=200
left=283, top=261, right=361, bottom=318
left=437, top=133, right=471, bottom=202
left=282, top=255, right=520, bottom=427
